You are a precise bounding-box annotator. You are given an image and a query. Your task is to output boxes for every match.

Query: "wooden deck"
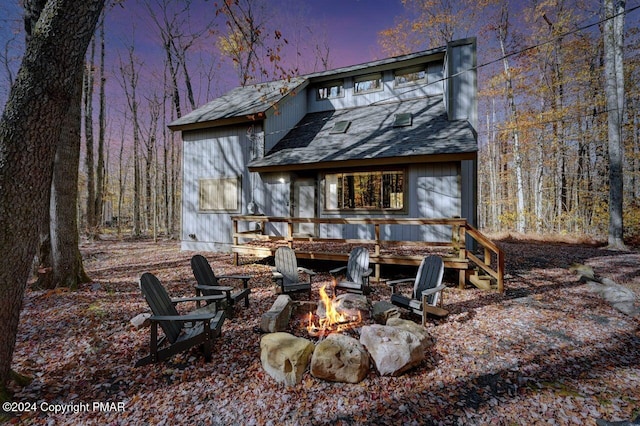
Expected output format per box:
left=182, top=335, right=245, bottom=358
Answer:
left=231, top=216, right=504, bottom=292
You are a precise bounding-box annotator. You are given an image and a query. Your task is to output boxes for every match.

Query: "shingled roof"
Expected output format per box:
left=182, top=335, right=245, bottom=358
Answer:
left=168, top=77, right=307, bottom=131
left=248, top=97, right=477, bottom=172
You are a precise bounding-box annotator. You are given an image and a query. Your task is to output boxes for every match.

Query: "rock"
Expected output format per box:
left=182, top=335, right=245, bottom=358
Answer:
left=310, top=333, right=370, bottom=383
left=585, top=279, right=638, bottom=316
left=317, top=293, right=371, bottom=321
left=386, top=317, right=434, bottom=349
left=372, top=301, right=400, bottom=324
left=130, top=313, right=151, bottom=329
left=260, top=332, right=315, bottom=386
left=359, top=323, right=428, bottom=376
left=260, top=295, right=293, bottom=333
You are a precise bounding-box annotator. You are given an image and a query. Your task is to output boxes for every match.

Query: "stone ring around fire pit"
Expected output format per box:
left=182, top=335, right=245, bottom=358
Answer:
left=259, top=291, right=435, bottom=386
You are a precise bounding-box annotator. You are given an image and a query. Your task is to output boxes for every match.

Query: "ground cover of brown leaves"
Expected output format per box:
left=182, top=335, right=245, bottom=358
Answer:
left=7, top=238, right=640, bottom=425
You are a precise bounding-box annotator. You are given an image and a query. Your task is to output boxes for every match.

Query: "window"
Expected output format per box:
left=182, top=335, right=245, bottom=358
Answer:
left=330, top=120, right=351, bottom=134
left=393, top=113, right=412, bottom=128
left=199, top=177, right=240, bottom=211
left=324, top=171, right=404, bottom=211
left=354, top=73, right=382, bottom=94
left=316, top=80, right=344, bottom=100
left=394, top=66, right=427, bottom=86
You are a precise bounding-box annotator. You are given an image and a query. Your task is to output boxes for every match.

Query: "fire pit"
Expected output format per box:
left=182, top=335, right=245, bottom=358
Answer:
left=305, top=285, right=369, bottom=338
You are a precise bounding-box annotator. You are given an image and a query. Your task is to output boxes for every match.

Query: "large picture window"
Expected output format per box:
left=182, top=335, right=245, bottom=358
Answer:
left=199, top=177, right=240, bottom=211
left=324, top=171, right=404, bottom=211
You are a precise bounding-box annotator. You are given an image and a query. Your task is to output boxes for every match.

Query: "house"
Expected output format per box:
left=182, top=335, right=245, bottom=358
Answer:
left=169, top=38, right=478, bottom=253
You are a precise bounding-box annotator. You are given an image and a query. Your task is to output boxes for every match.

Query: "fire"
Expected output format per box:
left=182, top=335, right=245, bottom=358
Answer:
left=306, top=285, right=361, bottom=337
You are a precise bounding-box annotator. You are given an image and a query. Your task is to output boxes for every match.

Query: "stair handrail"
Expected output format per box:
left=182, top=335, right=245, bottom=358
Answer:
left=462, top=223, right=504, bottom=292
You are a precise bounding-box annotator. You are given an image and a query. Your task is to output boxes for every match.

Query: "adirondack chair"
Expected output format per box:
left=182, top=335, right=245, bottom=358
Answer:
left=388, top=255, right=447, bottom=326
left=191, top=254, right=251, bottom=310
left=329, top=247, right=372, bottom=295
left=273, top=247, right=315, bottom=298
left=136, top=272, right=226, bottom=367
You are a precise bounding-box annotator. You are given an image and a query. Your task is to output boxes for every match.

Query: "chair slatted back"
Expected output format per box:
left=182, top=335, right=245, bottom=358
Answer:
left=346, top=247, right=369, bottom=285
left=140, top=272, right=182, bottom=344
left=275, top=247, right=299, bottom=286
left=191, top=254, right=221, bottom=296
left=413, top=256, right=445, bottom=306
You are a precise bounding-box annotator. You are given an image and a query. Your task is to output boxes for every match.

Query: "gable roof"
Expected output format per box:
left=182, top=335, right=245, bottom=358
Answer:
left=248, top=97, right=477, bottom=172
left=168, top=77, right=307, bottom=131
left=168, top=46, right=449, bottom=132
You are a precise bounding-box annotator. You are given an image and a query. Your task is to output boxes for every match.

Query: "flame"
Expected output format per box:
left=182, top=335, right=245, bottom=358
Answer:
left=306, top=285, right=360, bottom=337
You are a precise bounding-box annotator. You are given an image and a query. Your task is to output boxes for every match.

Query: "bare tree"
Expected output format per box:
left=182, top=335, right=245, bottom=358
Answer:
left=603, top=0, right=626, bottom=249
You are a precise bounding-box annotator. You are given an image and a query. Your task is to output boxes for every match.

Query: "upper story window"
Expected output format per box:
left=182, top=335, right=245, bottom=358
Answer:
left=353, top=73, right=382, bottom=94
left=316, top=80, right=344, bottom=100
left=394, top=66, right=427, bottom=86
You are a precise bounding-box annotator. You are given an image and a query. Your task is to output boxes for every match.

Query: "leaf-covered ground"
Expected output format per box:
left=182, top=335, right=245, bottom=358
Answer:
left=7, top=238, right=640, bottom=425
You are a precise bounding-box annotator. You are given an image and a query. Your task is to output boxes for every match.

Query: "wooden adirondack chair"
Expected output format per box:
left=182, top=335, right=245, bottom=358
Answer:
left=273, top=247, right=315, bottom=298
left=136, top=272, right=226, bottom=367
left=388, top=255, right=448, bottom=326
left=190, top=254, right=251, bottom=310
left=330, top=247, right=372, bottom=295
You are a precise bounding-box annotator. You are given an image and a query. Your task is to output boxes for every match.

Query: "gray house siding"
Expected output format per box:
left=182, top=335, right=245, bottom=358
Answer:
left=307, top=62, right=444, bottom=114
left=181, top=126, right=259, bottom=251
left=314, top=162, right=461, bottom=243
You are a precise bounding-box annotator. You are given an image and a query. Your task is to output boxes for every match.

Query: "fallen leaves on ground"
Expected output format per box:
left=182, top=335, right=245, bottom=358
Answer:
left=6, top=238, right=640, bottom=425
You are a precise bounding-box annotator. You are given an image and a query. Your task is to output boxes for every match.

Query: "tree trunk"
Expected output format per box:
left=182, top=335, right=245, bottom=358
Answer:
left=51, top=68, right=90, bottom=289
left=603, top=0, right=626, bottom=249
left=84, top=37, right=96, bottom=235
left=0, top=0, right=104, bottom=394
left=95, top=14, right=106, bottom=232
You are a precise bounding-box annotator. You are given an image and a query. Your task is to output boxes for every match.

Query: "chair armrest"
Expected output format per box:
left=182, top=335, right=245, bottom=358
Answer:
left=149, top=313, right=217, bottom=323
left=387, top=278, right=413, bottom=287
left=298, top=267, right=316, bottom=276
left=195, top=285, right=234, bottom=292
left=329, top=266, right=346, bottom=275
left=363, top=268, right=373, bottom=277
left=420, top=284, right=446, bottom=297
left=218, top=275, right=251, bottom=288
left=172, top=294, right=226, bottom=304
left=272, top=271, right=284, bottom=279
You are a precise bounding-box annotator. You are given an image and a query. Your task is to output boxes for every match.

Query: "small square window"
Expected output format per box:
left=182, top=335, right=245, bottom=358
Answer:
left=330, top=120, right=351, bottom=134
left=393, top=113, right=412, bottom=127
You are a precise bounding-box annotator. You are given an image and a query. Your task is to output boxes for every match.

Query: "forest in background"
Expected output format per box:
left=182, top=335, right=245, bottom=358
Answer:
left=0, top=0, right=638, bottom=241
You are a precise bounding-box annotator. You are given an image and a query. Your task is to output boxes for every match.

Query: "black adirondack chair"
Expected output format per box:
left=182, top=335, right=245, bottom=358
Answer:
left=190, top=254, right=251, bottom=310
left=330, top=247, right=372, bottom=295
left=388, top=255, right=447, bottom=326
left=136, top=272, right=226, bottom=367
left=273, top=247, right=314, bottom=298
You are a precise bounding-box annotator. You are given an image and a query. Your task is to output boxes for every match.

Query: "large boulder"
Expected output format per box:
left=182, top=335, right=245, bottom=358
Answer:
left=310, top=333, right=370, bottom=383
left=260, top=294, right=293, bottom=333
left=260, top=332, right=315, bottom=386
left=359, top=321, right=431, bottom=376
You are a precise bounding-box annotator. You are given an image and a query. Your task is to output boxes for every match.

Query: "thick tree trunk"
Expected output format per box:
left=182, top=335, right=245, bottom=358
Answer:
left=51, top=67, right=90, bottom=289
left=0, top=0, right=104, bottom=393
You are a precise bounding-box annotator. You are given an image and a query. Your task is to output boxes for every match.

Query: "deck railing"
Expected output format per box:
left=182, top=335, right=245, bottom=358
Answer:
left=231, top=215, right=504, bottom=292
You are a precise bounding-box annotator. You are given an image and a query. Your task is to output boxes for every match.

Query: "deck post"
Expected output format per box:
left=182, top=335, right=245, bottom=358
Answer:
left=287, top=221, right=293, bottom=248
left=458, top=224, right=467, bottom=289
left=374, top=224, right=381, bottom=280
left=233, top=219, right=239, bottom=266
